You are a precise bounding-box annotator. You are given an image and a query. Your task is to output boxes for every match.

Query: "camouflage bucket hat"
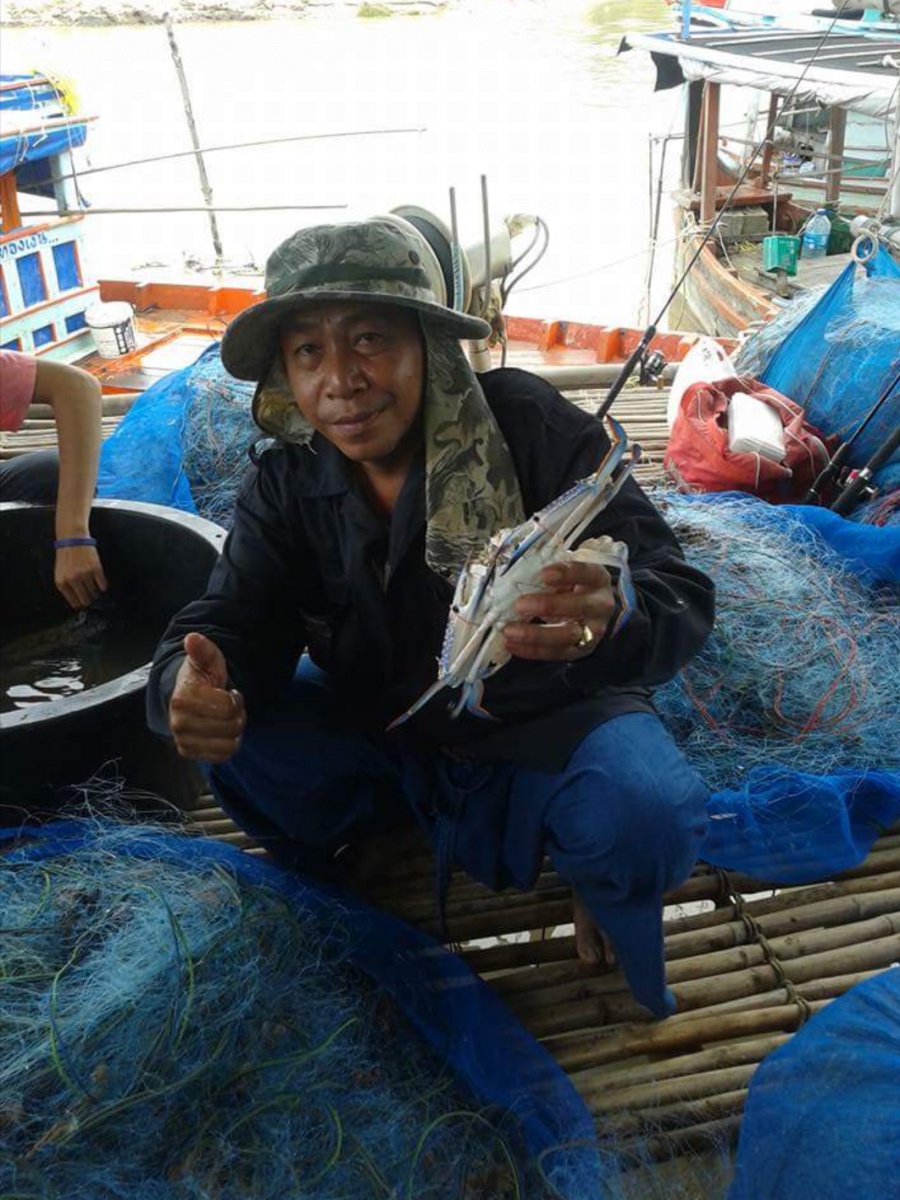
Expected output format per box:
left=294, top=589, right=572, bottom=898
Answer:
left=220, top=217, right=491, bottom=384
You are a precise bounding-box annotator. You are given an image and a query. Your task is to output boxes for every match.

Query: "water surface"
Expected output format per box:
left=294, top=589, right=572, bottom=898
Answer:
left=1, top=606, right=160, bottom=712
left=5, top=0, right=679, bottom=325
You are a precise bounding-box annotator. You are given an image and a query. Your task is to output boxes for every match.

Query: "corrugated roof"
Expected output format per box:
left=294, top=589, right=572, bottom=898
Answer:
left=622, top=27, right=900, bottom=118
left=676, top=28, right=900, bottom=75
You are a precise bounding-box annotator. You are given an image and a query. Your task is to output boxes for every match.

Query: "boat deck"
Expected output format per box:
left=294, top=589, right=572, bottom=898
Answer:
left=726, top=244, right=855, bottom=305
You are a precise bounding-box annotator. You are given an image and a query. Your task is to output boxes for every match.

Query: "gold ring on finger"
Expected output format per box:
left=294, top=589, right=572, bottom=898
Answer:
left=574, top=621, right=595, bottom=650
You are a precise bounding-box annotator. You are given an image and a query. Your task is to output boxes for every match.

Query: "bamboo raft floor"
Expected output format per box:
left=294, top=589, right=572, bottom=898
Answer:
left=5, top=353, right=899, bottom=1177
left=180, top=785, right=900, bottom=1167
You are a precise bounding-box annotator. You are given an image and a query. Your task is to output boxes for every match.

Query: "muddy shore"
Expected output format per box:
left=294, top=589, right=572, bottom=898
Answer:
left=4, top=0, right=456, bottom=27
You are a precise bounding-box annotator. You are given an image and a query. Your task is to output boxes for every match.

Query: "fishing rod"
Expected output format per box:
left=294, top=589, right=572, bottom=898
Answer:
left=19, top=204, right=348, bottom=217
left=803, top=366, right=900, bottom=504
left=45, top=126, right=427, bottom=191
left=596, top=0, right=859, bottom=421
left=831, top=422, right=900, bottom=515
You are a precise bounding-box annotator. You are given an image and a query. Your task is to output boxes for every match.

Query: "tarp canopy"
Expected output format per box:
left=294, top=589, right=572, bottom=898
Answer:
left=622, top=28, right=900, bottom=119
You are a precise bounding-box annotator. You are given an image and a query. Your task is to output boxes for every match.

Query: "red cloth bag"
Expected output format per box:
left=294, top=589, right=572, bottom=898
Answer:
left=664, top=375, right=837, bottom=502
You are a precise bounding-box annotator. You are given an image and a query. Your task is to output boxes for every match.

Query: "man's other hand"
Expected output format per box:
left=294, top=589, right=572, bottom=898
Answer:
left=168, top=632, right=245, bottom=763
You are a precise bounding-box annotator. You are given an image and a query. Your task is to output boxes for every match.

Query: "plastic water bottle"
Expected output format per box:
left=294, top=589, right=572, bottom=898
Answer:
left=801, top=209, right=831, bottom=260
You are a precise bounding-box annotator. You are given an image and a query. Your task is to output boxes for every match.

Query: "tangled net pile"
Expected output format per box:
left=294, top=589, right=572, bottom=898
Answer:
left=653, top=494, right=900, bottom=790
left=1, top=821, right=595, bottom=1200
left=181, top=352, right=258, bottom=527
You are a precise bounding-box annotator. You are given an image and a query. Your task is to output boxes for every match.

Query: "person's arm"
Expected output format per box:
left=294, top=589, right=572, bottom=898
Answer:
left=33, top=358, right=107, bottom=609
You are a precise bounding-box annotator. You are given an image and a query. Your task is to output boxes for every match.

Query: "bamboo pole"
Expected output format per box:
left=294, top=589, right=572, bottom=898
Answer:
left=21, top=205, right=347, bottom=217
left=767, top=908, right=900, bottom=958
left=210, top=831, right=254, bottom=846
left=723, top=844, right=900, bottom=892
left=692, top=87, right=707, bottom=197
left=496, top=912, right=897, bottom=1008
left=376, top=867, right=566, bottom=910
left=378, top=882, right=574, bottom=928
left=180, top=804, right=229, bottom=821
left=687, top=969, right=884, bottom=1019
left=19, top=419, right=123, bottom=431
left=183, top=817, right=237, bottom=835
left=519, top=945, right=895, bottom=1039
left=660, top=912, right=900, bottom=988
left=486, top=895, right=899, bottom=1001
left=465, top=934, right=581, bottom=974
left=588, top=1061, right=758, bottom=1113
left=377, top=853, right=900, bottom=946
left=164, top=13, right=223, bottom=269
left=46, top=126, right=425, bottom=188
left=663, top=873, right=900, bottom=942
left=28, top=395, right=139, bottom=419
left=571, top=1032, right=788, bottom=1096
left=669, top=935, right=899, bottom=1012
left=446, top=899, right=579, bottom=941
left=611, top=1114, right=742, bottom=1162
left=514, top=989, right=651, bottom=1036
left=596, top=1087, right=747, bottom=1139
left=552, top=1000, right=829, bottom=1073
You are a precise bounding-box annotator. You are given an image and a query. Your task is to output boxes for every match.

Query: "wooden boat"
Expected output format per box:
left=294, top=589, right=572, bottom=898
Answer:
left=622, top=25, right=900, bottom=337
left=668, top=0, right=900, bottom=33
left=0, top=73, right=99, bottom=361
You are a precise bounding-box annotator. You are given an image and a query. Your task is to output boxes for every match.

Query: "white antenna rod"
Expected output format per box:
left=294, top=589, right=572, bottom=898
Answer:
left=890, top=80, right=900, bottom=222
left=448, top=187, right=464, bottom=312
left=480, top=174, right=492, bottom=319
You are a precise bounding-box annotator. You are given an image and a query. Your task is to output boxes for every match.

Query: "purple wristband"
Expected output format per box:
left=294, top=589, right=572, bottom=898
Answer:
left=54, top=536, right=98, bottom=549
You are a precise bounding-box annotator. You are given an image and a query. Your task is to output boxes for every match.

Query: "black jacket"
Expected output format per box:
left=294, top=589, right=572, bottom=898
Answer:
left=147, top=369, right=715, bottom=770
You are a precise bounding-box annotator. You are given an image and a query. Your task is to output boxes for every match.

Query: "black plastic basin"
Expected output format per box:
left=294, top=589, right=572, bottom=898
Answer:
left=0, top=500, right=226, bottom=822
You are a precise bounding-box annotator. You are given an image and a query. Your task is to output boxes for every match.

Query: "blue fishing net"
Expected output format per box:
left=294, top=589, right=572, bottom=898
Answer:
left=846, top=490, right=900, bottom=528
left=727, top=968, right=900, bottom=1200
left=734, top=246, right=900, bottom=491
left=97, top=344, right=257, bottom=525
left=0, top=818, right=602, bottom=1200
left=652, top=492, right=900, bottom=883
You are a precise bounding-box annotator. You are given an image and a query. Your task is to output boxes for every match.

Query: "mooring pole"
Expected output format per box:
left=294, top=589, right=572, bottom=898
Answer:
left=163, top=12, right=224, bottom=270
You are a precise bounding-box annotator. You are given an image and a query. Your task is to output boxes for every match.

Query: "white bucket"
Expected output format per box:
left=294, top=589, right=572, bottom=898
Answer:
left=84, top=301, right=137, bottom=359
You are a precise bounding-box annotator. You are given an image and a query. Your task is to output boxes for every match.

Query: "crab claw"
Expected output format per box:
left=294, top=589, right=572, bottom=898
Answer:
left=386, top=678, right=452, bottom=731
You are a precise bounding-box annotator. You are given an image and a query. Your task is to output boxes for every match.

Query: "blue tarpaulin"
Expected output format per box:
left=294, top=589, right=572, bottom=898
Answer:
left=736, top=246, right=900, bottom=491
left=729, top=968, right=900, bottom=1200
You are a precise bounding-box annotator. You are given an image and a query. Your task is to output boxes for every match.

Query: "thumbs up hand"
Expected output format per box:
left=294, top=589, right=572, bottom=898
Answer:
left=168, top=633, right=245, bottom=763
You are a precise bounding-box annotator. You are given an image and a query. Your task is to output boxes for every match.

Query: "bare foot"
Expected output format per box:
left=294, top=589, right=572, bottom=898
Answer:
left=573, top=894, right=617, bottom=968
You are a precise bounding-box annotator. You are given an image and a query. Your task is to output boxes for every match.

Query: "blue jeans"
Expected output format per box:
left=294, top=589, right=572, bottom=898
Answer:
left=0, top=449, right=59, bottom=504
left=211, top=661, right=708, bottom=1017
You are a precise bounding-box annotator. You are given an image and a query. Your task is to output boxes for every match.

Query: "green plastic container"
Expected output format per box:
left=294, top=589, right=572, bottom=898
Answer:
left=762, top=235, right=800, bottom=276
left=826, top=212, right=853, bottom=256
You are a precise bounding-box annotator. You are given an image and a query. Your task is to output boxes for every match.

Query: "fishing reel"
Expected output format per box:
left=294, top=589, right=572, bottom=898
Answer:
left=639, top=348, right=668, bottom=387
left=385, top=188, right=550, bottom=370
